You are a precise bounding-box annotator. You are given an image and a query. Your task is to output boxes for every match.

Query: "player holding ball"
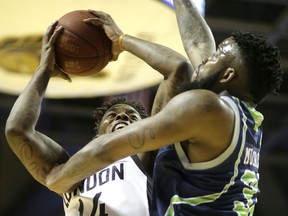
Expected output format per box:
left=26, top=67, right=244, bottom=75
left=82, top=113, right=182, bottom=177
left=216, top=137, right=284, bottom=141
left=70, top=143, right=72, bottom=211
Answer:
left=5, top=5, right=196, bottom=216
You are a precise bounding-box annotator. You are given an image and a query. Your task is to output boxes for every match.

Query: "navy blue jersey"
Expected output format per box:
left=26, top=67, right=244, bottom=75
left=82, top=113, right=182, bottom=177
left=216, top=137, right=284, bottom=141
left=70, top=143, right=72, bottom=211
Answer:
left=151, top=96, right=263, bottom=216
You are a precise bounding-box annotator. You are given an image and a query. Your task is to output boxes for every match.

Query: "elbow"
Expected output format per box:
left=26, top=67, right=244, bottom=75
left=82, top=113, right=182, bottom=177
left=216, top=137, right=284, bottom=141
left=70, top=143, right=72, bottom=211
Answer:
left=172, top=59, right=193, bottom=81
left=45, top=164, right=76, bottom=194
left=5, top=121, right=17, bottom=140
left=5, top=120, right=28, bottom=146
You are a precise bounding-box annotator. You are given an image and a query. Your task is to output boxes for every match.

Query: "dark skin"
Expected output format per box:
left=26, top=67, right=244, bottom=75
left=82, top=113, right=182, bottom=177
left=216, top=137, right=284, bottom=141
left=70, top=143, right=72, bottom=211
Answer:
left=44, top=88, right=234, bottom=193
left=5, top=0, right=219, bottom=194
left=83, top=6, right=215, bottom=115
left=44, top=14, right=248, bottom=193
left=5, top=23, right=70, bottom=186
left=83, top=4, right=216, bottom=174
left=4, top=21, right=189, bottom=189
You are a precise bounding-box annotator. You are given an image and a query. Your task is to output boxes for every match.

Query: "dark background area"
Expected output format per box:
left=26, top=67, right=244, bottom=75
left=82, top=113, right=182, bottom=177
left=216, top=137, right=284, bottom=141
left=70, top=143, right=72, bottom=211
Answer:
left=1, top=0, right=288, bottom=215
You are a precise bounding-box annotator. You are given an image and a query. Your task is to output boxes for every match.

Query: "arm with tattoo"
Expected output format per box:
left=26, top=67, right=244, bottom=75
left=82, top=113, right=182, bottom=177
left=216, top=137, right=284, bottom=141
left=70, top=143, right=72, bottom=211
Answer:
left=85, top=10, right=193, bottom=115
left=5, top=22, right=70, bottom=187
left=173, top=0, right=216, bottom=68
left=45, top=89, right=234, bottom=194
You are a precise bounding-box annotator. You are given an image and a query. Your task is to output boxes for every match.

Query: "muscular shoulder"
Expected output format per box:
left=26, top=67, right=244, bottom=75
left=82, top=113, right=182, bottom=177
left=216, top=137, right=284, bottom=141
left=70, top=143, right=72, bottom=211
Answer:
left=166, top=89, right=224, bottom=114
left=156, top=89, right=232, bottom=136
left=108, top=90, right=234, bottom=159
left=170, top=90, right=235, bottom=162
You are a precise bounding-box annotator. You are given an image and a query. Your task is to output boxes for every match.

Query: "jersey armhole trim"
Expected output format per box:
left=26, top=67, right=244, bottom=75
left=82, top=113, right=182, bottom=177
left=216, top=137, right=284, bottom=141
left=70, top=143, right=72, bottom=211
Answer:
left=175, top=96, right=241, bottom=170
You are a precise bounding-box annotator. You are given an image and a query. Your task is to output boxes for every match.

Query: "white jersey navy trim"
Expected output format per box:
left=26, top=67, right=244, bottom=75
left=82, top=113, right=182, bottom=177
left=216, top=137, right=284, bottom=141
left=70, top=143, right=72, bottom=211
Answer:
left=63, top=156, right=150, bottom=216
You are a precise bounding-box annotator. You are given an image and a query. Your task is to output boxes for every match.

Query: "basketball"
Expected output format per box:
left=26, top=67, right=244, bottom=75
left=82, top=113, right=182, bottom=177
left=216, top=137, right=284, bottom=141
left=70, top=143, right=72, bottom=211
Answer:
left=55, top=10, right=112, bottom=76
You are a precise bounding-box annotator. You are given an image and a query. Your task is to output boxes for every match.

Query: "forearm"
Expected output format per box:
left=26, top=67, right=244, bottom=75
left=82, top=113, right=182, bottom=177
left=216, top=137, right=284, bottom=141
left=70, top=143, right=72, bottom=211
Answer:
left=121, top=35, right=192, bottom=115
left=46, top=134, right=127, bottom=193
left=5, top=67, right=69, bottom=185
left=151, top=59, right=191, bottom=115
left=121, top=34, right=189, bottom=79
left=173, top=0, right=216, bottom=67
left=6, top=67, right=50, bottom=141
left=46, top=120, right=158, bottom=193
left=6, top=66, right=51, bottom=133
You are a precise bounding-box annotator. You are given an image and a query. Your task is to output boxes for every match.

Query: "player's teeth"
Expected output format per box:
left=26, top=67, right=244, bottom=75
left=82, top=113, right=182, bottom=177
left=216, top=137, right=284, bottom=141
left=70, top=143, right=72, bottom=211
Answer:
left=115, top=123, right=126, bottom=130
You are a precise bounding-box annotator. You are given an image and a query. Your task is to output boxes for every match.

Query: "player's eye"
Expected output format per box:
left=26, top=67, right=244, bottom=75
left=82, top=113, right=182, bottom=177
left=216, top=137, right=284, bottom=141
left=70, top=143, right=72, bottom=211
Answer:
left=107, top=113, right=116, bottom=118
left=130, top=115, right=138, bottom=121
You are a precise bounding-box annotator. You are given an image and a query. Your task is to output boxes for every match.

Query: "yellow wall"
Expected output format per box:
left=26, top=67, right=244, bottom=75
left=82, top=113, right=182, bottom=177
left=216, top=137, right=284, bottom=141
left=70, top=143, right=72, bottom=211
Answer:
left=0, top=0, right=185, bottom=98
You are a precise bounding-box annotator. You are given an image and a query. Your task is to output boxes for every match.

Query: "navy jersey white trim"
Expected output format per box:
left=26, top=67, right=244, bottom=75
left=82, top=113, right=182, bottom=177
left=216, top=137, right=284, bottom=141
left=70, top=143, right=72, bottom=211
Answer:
left=151, top=96, right=263, bottom=216
left=63, top=156, right=150, bottom=216
left=175, top=96, right=241, bottom=170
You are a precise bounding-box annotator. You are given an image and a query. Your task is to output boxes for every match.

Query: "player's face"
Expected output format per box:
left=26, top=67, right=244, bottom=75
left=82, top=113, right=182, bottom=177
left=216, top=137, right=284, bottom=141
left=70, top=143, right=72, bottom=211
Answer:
left=188, top=37, right=236, bottom=92
left=98, top=104, right=142, bottom=134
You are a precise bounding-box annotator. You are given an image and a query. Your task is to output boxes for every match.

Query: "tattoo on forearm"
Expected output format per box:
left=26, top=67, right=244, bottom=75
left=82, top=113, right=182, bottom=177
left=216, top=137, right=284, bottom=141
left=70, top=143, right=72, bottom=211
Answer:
left=128, top=128, right=156, bottom=149
left=18, top=139, right=51, bottom=182
left=29, top=161, right=46, bottom=180
left=19, top=140, right=33, bottom=163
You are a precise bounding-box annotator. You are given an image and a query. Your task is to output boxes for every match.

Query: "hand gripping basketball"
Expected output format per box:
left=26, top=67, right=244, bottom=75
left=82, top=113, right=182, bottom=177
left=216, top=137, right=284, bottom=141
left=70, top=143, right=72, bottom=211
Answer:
left=55, top=10, right=112, bottom=76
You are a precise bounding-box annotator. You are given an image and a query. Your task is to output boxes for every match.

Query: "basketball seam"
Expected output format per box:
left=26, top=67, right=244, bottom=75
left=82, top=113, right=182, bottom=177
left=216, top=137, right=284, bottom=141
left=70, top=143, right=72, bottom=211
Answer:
left=63, top=26, right=111, bottom=58
left=56, top=10, right=112, bottom=75
left=56, top=53, right=107, bottom=72
left=95, top=28, right=111, bottom=68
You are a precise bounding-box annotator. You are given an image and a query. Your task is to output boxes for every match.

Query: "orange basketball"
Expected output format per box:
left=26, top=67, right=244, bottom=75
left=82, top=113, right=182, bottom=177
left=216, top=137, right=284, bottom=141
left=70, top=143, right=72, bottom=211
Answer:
left=55, top=10, right=112, bottom=76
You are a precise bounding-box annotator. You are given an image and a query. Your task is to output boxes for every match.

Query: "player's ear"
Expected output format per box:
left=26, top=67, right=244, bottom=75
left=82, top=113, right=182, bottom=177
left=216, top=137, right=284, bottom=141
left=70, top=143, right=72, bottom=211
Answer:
left=219, top=67, right=236, bottom=84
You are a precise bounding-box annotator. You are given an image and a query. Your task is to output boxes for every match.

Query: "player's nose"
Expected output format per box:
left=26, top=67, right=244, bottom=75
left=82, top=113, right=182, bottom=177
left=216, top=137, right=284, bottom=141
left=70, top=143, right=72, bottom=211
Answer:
left=115, top=112, right=129, bottom=121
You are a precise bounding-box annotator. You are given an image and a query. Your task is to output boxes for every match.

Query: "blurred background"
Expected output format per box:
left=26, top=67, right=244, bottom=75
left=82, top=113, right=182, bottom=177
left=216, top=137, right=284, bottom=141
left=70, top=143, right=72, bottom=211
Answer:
left=0, top=0, right=287, bottom=215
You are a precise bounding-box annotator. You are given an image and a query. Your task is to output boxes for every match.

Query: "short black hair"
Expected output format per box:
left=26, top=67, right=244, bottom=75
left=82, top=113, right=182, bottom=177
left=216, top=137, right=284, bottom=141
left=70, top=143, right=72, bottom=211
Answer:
left=232, top=31, right=284, bottom=104
left=93, top=97, right=148, bottom=134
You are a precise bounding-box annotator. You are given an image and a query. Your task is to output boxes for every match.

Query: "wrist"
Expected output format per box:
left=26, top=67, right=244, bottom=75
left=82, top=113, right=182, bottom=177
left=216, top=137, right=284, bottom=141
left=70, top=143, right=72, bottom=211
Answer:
left=118, top=34, right=127, bottom=50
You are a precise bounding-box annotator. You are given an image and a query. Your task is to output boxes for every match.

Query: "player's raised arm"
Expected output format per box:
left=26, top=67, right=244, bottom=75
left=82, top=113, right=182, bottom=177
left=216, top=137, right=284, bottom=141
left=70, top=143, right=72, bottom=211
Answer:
left=173, top=0, right=216, bottom=68
left=85, top=10, right=193, bottom=115
left=5, top=22, right=70, bottom=187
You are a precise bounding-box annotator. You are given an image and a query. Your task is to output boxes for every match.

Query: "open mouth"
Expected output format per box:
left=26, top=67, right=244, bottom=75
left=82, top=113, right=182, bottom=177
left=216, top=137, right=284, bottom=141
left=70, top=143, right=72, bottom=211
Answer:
left=112, top=122, right=128, bottom=132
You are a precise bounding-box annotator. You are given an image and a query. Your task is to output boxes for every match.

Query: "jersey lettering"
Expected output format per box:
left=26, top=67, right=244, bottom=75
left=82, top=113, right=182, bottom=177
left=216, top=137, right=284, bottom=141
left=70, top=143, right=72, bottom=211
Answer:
left=99, top=203, right=108, bottom=216
left=84, top=163, right=124, bottom=192
left=63, top=157, right=150, bottom=216
left=64, top=163, right=124, bottom=209
left=243, top=147, right=259, bottom=168
left=77, top=192, right=106, bottom=216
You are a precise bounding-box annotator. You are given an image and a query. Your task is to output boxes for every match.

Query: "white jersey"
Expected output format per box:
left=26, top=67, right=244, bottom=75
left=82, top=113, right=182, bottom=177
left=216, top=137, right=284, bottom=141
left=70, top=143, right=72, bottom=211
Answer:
left=63, top=156, right=151, bottom=216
